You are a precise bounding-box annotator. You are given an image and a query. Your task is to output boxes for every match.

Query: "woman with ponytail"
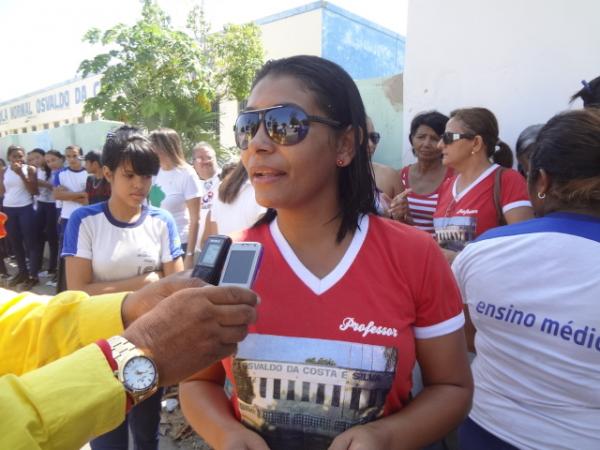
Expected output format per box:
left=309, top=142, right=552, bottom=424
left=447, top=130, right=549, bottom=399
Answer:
left=433, top=107, right=533, bottom=263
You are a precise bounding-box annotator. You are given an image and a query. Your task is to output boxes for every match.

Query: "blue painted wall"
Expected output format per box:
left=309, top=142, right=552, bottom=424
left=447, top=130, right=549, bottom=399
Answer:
left=321, top=4, right=404, bottom=80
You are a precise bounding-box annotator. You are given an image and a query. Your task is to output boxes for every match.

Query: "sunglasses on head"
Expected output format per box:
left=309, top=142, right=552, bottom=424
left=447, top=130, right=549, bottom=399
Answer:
left=234, top=104, right=342, bottom=150
left=441, top=132, right=476, bottom=145
left=368, top=132, right=381, bottom=145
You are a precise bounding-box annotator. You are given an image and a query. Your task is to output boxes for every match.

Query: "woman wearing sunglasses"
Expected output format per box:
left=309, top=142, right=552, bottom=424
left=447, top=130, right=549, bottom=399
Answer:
left=366, top=116, right=402, bottom=215
left=433, top=108, right=533, bottom=263
left=180, top=55, right=472, bottom=450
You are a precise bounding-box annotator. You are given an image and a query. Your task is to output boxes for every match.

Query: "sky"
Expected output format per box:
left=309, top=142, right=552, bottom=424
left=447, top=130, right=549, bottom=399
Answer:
left=0, top=0, right=408, bottom=103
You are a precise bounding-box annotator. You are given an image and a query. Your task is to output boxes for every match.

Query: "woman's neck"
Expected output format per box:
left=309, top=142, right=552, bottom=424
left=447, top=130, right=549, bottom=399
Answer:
left=160, top=159, right=175, bottom=170
left=414, top=158, right=444, bottom=174
left=108, top=197, right=142, bottom=223
left=456, top=159, right=492, bottom=191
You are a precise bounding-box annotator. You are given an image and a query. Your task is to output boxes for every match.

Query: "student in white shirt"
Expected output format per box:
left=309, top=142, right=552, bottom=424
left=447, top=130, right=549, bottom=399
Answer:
left=192, top=142, right=221, bottom=249
left=63, top=125, right=184, bottom=450
left=28, top=148, right=59, bottom=278
left=0, top=145, right=39, bottom=290
left=53, top=145, right=88, bottom=292
left=149, top=128, right=202, bottom=269
left=454, top=108, right=600, bottom=450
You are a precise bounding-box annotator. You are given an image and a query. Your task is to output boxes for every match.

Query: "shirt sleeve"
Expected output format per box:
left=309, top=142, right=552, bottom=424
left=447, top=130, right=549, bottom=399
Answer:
left=61, top=209, right=92, bottom=259
left=0, top=289, right=126, bottom=376
left=500, top=169, right=532, bottom=213
left=413, top=238, right=465, bottom=339
left=0, top=344, right=125, bottom=450
left=160, top=212, right=184, bottom=262
left=52, top=169, right=62, bottom=187
left=183, top=167, right=202, bottom=201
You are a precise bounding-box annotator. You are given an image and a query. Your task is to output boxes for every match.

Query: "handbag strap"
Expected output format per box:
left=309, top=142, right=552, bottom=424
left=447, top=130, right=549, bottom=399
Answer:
left=493, top=167, right=507, bottom=226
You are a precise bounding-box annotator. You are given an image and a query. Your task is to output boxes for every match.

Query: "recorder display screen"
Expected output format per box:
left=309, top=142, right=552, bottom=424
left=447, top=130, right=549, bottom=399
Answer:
left=201, top=242, right=221, bottom=266
left=221, top=250, right=255, bottom=284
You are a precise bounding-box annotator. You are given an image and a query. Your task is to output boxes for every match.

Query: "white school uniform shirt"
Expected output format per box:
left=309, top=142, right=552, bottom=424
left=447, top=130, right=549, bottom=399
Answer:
left=3, top=165, right=33, bottom=207
left=197, top=173, right=221, bottom=250
left=149, top=164, right=202, bottom=245
left=53, top=167, right=88, bottom=219
left=62, top=202, right=183, bottom=282
left=37, top=168, right=54, bottom=203
left=211, top=180, right=266, bottom=236
left=452, top=212, right=600, bottom=450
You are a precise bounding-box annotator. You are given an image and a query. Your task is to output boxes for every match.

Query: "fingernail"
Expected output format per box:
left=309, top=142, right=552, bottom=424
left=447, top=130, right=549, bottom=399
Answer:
left=256, top=295, right=261, bottom=305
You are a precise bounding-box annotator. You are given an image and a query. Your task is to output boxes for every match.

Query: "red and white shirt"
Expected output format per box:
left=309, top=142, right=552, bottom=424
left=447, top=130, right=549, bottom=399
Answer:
left=221, top=215, right=464, bottom=449
left=400, top=165, right=454, bottom=235
left=433, top=164, right=530, bottom=250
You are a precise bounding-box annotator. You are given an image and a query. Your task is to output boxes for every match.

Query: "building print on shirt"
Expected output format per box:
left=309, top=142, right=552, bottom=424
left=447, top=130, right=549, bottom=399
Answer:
left=148, top=184, right=165, bottom=207
left=232, top=334, right=397, bottom=450
left=433, top=215, right=477, bottom=251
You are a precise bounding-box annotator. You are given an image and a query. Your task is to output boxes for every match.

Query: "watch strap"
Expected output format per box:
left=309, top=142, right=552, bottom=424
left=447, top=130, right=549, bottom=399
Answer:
left=96, top=339, right=132, bottom=412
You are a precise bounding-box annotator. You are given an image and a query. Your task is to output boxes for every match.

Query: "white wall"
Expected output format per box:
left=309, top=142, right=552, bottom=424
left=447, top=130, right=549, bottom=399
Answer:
left=403, top=0, right=600, bottom=164
left=260, top=8, right=322, bottom=60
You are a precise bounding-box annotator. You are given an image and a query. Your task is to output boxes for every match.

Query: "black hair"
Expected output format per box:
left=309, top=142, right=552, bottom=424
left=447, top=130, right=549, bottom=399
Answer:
left=570, top=75, right=600, bottom=108
left=0, top=159, right=5, bottom=167
left=450, top=107, right=513, bottom=168
left=65, top=145, right=83, bottom=156
left=102, top=125, right=160, bottom=176
left=250, top=55, right=376, bottom=242
left=7, top=145, right=25, bottom=159
left=29, top=148, right=51, bottom=180
left=409, top=111, right=449, bottom=144
left=84, top=150, right=102, bottom=165
left=529, top=108, right=600, bottom=211
left=515, top=124, right=544, bottom=176
left=46, top=149, right=64, bottom=161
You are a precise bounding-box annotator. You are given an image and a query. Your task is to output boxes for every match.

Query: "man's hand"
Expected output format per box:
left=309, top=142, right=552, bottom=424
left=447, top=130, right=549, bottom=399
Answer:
left=121, top=270, right=204, bottom=328
left=123, top=285, right=258, bottom=386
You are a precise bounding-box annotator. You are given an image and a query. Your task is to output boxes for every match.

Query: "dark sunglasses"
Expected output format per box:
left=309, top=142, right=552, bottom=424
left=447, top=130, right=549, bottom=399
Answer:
left=234, top=104, right=342, bottom=150
left=368, top=132, right=381, bottom=145
left=441, top=132, right=476, bottom=145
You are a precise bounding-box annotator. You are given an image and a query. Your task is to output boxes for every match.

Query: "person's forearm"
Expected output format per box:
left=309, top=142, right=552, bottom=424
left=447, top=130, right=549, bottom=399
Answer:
left=362, top=383, right=472, bottom=449
left=54, top=190, right=86, bottom=201
left=71, top=272, right=159, bottom=296
left=0, top=344, right=125, bottom=450
left=180, top=380, right=247, bottom=449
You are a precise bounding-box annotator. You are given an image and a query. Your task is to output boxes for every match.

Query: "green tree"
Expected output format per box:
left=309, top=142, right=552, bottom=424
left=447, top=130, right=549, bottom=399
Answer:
left=79, top=0, right=263, bottom=154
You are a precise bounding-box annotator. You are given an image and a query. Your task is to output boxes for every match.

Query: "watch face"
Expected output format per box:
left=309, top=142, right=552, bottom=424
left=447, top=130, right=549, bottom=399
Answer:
left=123, top=356, right=157, bottom=392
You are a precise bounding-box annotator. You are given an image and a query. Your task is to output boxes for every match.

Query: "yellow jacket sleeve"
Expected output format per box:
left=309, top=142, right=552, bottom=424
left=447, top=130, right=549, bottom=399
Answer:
left=0, top=288, right=127, bottom=375
left=0, top=344, right=126, bottom=450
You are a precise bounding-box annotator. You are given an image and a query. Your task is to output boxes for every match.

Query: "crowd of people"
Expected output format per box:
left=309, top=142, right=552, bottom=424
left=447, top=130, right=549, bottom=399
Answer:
left=0, top=58, right=599, bottom=450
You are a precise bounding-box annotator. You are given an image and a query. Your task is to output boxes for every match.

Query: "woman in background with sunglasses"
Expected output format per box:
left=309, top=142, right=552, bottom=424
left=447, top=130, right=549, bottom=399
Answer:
left=180, top=55, right=472, bottom=450
left=366, top=116, right=402, bottom=215
left=433, top=108, right=533, bottom=263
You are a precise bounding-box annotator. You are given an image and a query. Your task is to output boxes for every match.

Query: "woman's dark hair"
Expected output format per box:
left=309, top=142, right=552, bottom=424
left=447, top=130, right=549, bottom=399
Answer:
left=529, top=108, right=600, bottom=211
left=219, top=161, right=237, bottom=181
left=570, top=75, right=600, bottom=108
left=409, top=111, right=449, bottom=144
left=0, top=159, right=5, bottom=167
left=219, top=161, right=248, bottom=204
left=450, top=107, right=513, bottom=168
left=7, top=145, right=25, bottom=159
left=102, top=125, right=159, bottom=176
left=29, top=148, right=51, bottom=180
left=46, top=149, right=64, bottom=161
left=250, top=55, right=376, bottom=242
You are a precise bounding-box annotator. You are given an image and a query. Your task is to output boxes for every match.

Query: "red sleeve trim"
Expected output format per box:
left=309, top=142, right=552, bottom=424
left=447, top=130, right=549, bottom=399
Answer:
left=96, top=339, right=133, bottom=412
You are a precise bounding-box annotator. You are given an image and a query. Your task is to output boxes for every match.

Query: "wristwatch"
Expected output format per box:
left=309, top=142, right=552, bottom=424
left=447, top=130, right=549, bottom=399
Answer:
left=107, top=335, right=159, bottom=405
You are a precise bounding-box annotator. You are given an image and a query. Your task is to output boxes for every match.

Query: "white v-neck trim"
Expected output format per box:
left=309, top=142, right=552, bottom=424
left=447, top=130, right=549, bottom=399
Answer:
left=269, top=215, right=369, bottom=295
left=452, top=164, right=499, bottom=201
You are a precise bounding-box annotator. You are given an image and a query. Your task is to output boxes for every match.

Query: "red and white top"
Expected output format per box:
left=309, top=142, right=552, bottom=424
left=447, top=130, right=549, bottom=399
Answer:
left=221, top=215, right=464, bottom=449
left=400, top=165, right=454, bottom=235
left=433, top=164, right=531, bottom=250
